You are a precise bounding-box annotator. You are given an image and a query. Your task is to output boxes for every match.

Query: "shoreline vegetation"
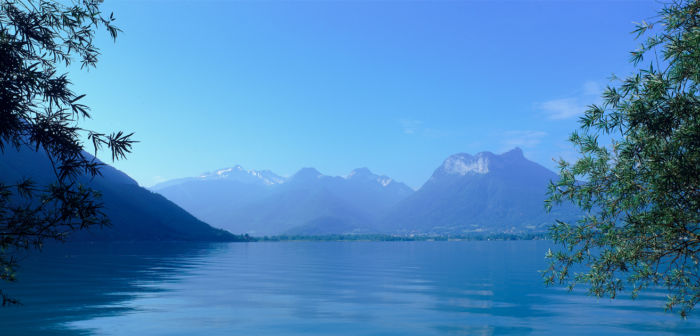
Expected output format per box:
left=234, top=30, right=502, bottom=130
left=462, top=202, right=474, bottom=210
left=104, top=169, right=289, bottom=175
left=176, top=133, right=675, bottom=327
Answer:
left=253, top=233, right=548, bottom=242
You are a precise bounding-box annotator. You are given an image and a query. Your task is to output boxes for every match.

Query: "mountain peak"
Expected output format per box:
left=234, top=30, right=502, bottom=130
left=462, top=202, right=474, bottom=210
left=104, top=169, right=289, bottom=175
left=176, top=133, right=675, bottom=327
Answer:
left=209, top=165, right=245, bottom=177
left=347, top=167, right=373, bottom=178
left=435, top=148, right=526, bottom=177
left=384, top=147, right=576, bottom=235
left=249, top=169, right=287, bottom=185
left=502, top=147, right=524, bottom=158
left=292, top=167, right=323, bottom=180
left=347, top=167, right=399, bottom=188
left=191, top=165, right=286, bottom=186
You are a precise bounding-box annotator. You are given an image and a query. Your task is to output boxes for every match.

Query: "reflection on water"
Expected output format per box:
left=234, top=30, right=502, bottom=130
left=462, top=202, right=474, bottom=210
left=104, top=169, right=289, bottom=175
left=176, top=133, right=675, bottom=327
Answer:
left=1, top=241, right=698, bottom=335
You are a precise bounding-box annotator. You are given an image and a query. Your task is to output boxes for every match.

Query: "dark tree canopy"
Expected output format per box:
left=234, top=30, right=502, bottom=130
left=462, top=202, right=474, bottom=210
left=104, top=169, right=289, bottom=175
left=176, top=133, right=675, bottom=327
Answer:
left=544, top=0, right=700, bottom=317
left=0, top=0, right=133, bottom=305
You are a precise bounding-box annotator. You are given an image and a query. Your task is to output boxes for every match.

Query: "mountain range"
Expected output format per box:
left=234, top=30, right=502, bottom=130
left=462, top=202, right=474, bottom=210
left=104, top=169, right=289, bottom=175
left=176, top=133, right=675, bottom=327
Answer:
left=1, top=144, right=579, bottom=240
left=153, top=148, right=580, bottom=236
left=151, top=166, right=414, bottom=235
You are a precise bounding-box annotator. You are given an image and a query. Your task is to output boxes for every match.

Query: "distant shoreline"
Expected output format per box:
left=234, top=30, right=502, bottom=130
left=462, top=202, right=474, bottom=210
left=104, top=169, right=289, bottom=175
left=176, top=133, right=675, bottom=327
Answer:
left=55, top=232, right=550, bottom=244
left=254, top=233, right=549, bottom=242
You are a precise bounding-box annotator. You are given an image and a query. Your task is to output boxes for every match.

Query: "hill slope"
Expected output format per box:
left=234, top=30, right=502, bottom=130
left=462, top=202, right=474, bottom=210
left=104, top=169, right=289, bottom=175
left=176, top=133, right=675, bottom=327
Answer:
left=0, top=146, right=241, bottom=241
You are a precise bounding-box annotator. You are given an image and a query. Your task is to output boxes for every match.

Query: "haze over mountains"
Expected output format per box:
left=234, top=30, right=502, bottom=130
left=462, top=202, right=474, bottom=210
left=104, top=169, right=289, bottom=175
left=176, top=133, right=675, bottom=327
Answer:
left=153, top=148, right=580, bottom=236
left=152, top=166, right=414, bottom=235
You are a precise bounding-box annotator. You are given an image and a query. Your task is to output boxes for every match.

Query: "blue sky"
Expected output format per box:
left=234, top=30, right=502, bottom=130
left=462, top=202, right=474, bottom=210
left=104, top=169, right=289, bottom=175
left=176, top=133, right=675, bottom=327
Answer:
left=73, top=0, right=660, bottom=189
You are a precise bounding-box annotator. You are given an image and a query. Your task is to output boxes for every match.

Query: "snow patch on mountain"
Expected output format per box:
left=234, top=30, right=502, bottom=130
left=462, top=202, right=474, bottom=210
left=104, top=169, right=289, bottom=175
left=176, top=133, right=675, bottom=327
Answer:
left=441, top=154, right=490, bottom=175
left=347, top=167, right=399, bottom=188
left=199, top=165, right=286, bottom=185
left=378, top=177, right=393, bottom=187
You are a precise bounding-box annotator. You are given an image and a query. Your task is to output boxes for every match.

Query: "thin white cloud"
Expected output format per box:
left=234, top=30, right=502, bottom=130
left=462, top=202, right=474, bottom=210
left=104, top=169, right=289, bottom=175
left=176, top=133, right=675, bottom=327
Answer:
left=538, top=98, right=586, bottom=120
left=537, top=80, right=605, bottom=120
left=502, top=130, right=547, bottom=148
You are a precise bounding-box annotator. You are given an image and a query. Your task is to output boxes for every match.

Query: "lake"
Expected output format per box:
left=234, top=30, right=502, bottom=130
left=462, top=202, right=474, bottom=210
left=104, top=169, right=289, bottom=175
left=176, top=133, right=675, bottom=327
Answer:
left=1, top=240, right=698, bottom=335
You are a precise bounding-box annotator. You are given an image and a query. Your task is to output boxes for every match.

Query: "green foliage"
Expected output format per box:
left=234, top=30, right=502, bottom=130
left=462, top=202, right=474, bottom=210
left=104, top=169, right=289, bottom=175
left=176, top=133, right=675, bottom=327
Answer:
left=0, top=0, right=133, bottom=305
left=544, top=0, right=700, bottom=317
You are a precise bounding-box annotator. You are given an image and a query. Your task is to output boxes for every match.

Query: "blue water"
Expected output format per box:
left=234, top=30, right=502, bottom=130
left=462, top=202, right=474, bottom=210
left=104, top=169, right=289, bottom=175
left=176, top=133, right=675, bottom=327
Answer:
left=1, top=240, right=698, bottom=335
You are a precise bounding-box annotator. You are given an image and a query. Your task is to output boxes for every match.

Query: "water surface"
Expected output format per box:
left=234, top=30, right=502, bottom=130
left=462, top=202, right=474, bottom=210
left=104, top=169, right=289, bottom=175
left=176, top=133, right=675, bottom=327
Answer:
left=1, top=241, right=698, bottom=335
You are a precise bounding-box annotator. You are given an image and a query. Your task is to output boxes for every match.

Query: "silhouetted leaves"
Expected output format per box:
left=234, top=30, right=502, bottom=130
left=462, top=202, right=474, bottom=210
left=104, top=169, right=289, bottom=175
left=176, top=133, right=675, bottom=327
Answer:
left=0, top=0, right=132, bottom=305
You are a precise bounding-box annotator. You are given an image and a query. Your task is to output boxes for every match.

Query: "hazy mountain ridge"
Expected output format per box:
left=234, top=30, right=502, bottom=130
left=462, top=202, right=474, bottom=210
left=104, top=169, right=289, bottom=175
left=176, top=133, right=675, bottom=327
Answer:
left=0, top=146, right=241, bottom=241
left=152, top=166, right=415, bottom=235
left=151, top=165, right=286, bottom=191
